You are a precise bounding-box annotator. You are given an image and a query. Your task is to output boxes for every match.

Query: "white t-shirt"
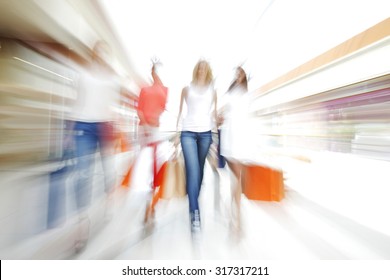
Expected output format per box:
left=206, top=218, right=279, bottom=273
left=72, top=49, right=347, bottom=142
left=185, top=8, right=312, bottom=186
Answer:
left=181, top=84, right=215, bottom=132
left=71, top=65, right=120, bottom=122
left=220, top=86, right=251, bottom=160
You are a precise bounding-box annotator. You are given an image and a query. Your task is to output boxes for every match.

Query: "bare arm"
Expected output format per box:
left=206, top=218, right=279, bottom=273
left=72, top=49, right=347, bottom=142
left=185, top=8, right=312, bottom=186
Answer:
left=217, top=91, right=228, bottom=127
left=213, top=89, right=218, bottom=127
left=176, top=87, right=187, bottom=131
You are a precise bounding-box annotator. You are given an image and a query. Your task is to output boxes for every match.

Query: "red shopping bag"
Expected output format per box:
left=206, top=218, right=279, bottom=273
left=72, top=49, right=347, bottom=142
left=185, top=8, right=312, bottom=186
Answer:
left=242, top=165, right=284, bottom=201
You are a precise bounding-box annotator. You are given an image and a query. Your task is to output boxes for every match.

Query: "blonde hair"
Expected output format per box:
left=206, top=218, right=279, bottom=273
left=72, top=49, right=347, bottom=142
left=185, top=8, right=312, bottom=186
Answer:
left=192, top=60, right=213, bottom=85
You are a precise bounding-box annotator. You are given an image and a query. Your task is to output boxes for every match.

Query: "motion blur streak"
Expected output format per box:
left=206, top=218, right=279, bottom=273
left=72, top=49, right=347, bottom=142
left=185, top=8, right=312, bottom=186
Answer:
left=0, top=1, right=390, bottom=260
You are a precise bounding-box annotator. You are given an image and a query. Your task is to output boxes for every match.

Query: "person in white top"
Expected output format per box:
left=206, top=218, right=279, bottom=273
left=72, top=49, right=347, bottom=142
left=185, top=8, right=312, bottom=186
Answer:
left=68, top=41, right=121, bottom=250
left=176, top=60, right=217, bottom=233
left=219, top=66, right=249, bottom=234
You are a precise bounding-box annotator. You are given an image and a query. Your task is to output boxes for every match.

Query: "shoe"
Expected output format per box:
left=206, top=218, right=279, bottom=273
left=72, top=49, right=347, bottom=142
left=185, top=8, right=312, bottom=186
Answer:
left=190, top=210, right=201, bottom=232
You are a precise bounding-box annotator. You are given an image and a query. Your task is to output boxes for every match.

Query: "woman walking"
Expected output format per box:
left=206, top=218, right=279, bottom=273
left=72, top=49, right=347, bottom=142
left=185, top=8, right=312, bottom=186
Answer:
left=176, top=60, right=217, bottom=233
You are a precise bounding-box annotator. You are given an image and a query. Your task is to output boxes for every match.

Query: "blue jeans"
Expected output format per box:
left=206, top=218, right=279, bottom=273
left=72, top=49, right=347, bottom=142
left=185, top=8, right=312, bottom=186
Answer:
left=180, top=130, right=212, bottom=213
left=47, top=148, right=75, bottom=228
left=74, top=121, right=114, bottom=210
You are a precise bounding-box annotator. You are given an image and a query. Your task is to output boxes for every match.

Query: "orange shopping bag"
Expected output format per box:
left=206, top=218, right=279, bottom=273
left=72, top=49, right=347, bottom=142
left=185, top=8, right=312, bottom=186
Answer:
left=121, top=164, right=134, bottom=188
left=120, top=151, right=137, bottom=188
left=242, top=164, right=284, bottom=201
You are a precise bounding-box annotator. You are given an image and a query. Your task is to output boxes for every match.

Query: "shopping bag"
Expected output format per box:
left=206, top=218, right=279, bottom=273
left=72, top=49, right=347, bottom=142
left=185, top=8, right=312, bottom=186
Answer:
left=242, top=164, right=284, bottom=201
left=160, top=149, right=186, bottom=199
left=121, top=163, right=134, bottom=188
left=148, top=162, right=167, bottom=210
left=155, top=161, right=167, bottom=188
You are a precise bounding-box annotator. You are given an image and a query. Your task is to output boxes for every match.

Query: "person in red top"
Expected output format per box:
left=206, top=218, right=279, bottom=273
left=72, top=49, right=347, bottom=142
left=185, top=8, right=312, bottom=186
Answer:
left=137, top=65, right=168, bottom=128
left=137, top=61, right=168, bottom=225
left=137, top=61, right=168, bottom=144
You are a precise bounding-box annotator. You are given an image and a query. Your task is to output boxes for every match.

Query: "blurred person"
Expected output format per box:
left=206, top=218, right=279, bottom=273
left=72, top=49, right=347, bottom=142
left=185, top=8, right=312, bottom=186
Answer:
left=218, top=66, right=249, bottom=235
left=68, top=41, right=121, bottom=250
left=47, top=120, right=76, bottom=229
left=176, top=60, right=217, bottom=233
left=136, top=60, right=168, bottom=225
